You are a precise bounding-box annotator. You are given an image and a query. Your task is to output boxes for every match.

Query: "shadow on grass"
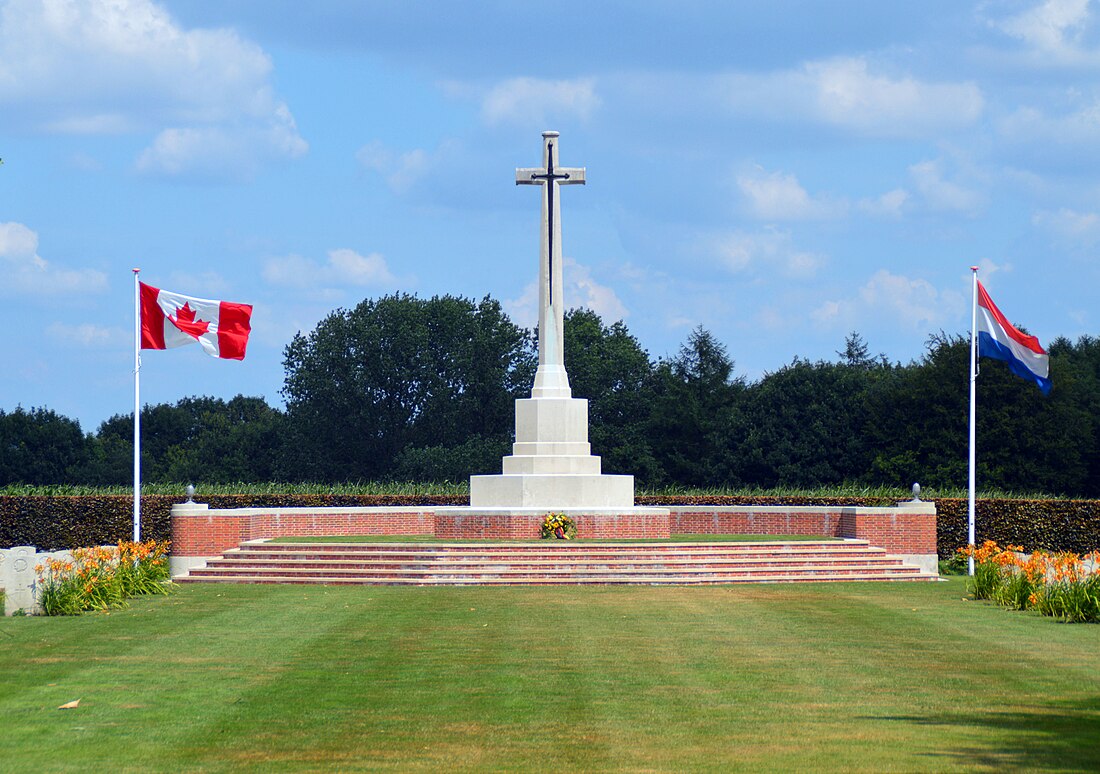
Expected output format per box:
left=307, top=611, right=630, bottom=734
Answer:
left=873, top=697, right=1100, bottom=771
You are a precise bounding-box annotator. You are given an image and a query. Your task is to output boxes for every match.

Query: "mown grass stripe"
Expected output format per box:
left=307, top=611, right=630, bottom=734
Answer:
left=1, top=580, right=1098, bottom=771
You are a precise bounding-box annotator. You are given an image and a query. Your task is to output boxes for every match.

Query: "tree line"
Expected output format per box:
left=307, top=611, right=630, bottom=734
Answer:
left=3, top=293, right=1099, bottom=496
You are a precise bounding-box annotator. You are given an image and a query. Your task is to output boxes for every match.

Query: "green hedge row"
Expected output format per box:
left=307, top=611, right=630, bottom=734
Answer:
left=0, top=494, right=468, bottom=550
left=2, top=494, right=1097, bottom=557
left=934, top=498, right=1100, bottom=558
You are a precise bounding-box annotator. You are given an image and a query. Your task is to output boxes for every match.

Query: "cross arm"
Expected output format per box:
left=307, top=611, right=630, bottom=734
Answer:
left=558, top=167, right=585, bottom=185
left=514, top=167, right=586, bottom=185
left=516, top=167, right=544, bottom=185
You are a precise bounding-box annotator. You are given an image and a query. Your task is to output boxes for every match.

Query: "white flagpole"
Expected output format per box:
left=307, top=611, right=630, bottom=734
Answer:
left=133, top=268, right=142, bottom=543
left=968, top=266, right=979, bottom=576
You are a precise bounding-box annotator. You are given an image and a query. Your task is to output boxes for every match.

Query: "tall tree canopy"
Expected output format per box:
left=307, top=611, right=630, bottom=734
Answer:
left=280, top=294, right=534, bottom=482
left=5, top=293, right=1100, bottom=497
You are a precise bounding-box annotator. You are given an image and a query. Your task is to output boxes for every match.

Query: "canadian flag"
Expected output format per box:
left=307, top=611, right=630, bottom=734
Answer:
left=140, top=282, right=252, bottom=360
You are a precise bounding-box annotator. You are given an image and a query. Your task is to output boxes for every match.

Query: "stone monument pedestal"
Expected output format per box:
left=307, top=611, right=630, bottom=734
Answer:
left=471, top=394, right=634, bottom=507
left=470, top=132, right=637, bottom=514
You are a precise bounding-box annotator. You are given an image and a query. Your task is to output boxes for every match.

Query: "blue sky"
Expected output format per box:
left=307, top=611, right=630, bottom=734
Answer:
left=3, top=0, right=1099, bottom=432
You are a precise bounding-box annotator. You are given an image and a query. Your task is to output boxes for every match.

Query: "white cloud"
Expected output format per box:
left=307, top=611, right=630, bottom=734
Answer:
left=136, top=109, right=306, bottom=180
left=858, top=269, right=965, bottom=330
left=479, top=77, right=599, bottom=126
left=975, top=257, right=1009, bottom=281
left=908, top=159, right=985, bottom=215
left=992, top=0, right=1096, bottom=62
left=0, top=221, right=108, bottom=297
left=566, top=258, right=629, bottom=322
left=811, top=300, right=842, bottom=324
left=0, top=0, right=306, bottom=178
left=356, top=140, right=443, bottom=193
left=814, top=270, right=966, bottom=332
left=504, top=258, right=627, bottom=328
left=736, top=166, right=847, bottom=220
left=1033, top=207, right=1100, bottom=244
left=713, top=229, right=825, bottom=279
left=164, top=270, right=231, bottom=296
left=263, top=248, right=398, bottom=290
left=47, top=321, right=123, bottom=348
left=718, top=57, right=983, bottom=138
left=858, top=188, right=909, bottom=218
left=998, top=101, right=1100, bottom=150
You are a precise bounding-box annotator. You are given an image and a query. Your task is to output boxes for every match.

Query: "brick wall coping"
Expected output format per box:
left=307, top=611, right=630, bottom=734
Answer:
left=173, top=504, right=672, bottom=517
left=173, top=503, right=932, bottom=516
left=668, top=502, right=935, bottom=515
left=434, top=506, right=670, bottom=515
left=172, top=504, right=435, bottom=516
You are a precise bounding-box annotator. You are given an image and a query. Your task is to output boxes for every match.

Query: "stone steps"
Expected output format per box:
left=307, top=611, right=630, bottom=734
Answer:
left=176, top=539, right=937, bottom=585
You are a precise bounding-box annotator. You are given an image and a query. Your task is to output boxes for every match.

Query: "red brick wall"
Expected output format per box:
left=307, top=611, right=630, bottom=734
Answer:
left=173, top=504, right=934, bottom=555
left=434, top=511, right=671, bottom=540
left=837, top=509, right=937, bottom=554
left=671, top=508, right=845, bottom=537
left=171, top=508, right=434, bottom=556
left=171, top=513, right=251, bottom=556
left=668, top=506, right=936, bottom=555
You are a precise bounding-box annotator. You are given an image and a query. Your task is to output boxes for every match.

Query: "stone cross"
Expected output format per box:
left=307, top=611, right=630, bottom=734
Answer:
left=516, top=131, right=585, bottom=398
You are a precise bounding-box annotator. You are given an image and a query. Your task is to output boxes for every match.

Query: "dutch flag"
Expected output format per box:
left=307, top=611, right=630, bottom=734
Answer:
left=976, top=280, right=1051, bottom=395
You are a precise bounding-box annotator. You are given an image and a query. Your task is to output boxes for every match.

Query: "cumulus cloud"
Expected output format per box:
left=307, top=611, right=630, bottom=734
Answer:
left=908, top=159, right=985, bottom=215
left=1033, top=206, right=1100, bottom=244
left=263, top=248, right=399, bottom=291
left=713, top=228, right=825, bottom=279
left=356, top=140, right=453, bottom=193
left=736, top=167, right=847, bottom=220
left=47, top=321, right=123, bottom=348
left=718, top=56, right=983, bottom=138
left=478, top=77, right=600, bottom=125
left=0, top=0, right=306, bottom=178
left=998, top=101, right=1100, bottom=149
left=991, top=0, right=1097, bottom=62
left=813, top=270, right=966, bottom=331
left=0, top=221, right=108, bottom=297
left=857, top=188, right=909, bottom=218
left=505, top=258, right=627, bottom=328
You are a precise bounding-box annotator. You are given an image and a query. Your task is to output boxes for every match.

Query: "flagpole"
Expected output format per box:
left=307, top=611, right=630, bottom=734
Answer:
left=133, top=268, right=142, bottom=543
left=968, top=266, right=979, bottom=576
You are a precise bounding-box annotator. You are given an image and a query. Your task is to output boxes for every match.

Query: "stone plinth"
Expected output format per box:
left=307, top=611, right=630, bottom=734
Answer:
left=470, top=394, right=634, bottom=508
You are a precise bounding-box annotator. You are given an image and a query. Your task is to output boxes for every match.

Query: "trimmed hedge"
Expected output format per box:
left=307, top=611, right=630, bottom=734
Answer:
left=934, top=498, right=1100, bottom=558
left=2, top=494, right=1097, bottom=557
left=0, top=494, right=467, bottom=551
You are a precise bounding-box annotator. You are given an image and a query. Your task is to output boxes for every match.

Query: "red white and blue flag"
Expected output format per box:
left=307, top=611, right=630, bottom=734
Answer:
left=139, top=282, right=252, bottom=360
left=976, top=280, right=1050, bottom=395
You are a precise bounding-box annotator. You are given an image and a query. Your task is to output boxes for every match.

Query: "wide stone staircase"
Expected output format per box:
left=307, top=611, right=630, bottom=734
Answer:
left=176, top=539, right=937, bottom=585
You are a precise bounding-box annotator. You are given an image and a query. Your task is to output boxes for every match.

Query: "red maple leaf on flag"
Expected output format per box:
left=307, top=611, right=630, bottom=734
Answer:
left=169, top=303, right=210, bottom=340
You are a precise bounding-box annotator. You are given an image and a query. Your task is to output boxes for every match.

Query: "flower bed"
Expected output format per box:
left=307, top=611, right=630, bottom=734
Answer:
left=960, top=540, right=1100, bottom=623
left=35, top=540, right=173, bottom=616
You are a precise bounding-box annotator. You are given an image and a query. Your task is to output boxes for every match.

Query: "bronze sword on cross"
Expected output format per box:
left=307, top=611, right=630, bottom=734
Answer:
left=516, top=132, right=585, bottom=377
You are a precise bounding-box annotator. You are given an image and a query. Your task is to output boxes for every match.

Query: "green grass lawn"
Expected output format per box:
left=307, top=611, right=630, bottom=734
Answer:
left=2, top=579, right=1098, bottom=772
left=272, top=533, right=841, bottom=544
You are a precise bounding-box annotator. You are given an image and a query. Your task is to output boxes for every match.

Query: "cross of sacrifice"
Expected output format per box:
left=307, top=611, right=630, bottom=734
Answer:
left=515, top=131, right=585, bottom=377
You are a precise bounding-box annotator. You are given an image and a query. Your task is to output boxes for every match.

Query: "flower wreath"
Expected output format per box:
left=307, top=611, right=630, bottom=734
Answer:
left=540, top=513, right=577, bottom=540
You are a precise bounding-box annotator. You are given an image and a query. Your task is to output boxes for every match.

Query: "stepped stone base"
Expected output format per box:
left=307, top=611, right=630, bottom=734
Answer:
left=169, top=500, right=938, bottom=577
left=175, top=539, right=939, bottom=586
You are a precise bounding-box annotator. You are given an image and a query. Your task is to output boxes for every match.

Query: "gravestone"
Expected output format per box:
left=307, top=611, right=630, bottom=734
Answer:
left=1, top=546, right=37, bottom=615
left=470, top=131, right=634, bottom=507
